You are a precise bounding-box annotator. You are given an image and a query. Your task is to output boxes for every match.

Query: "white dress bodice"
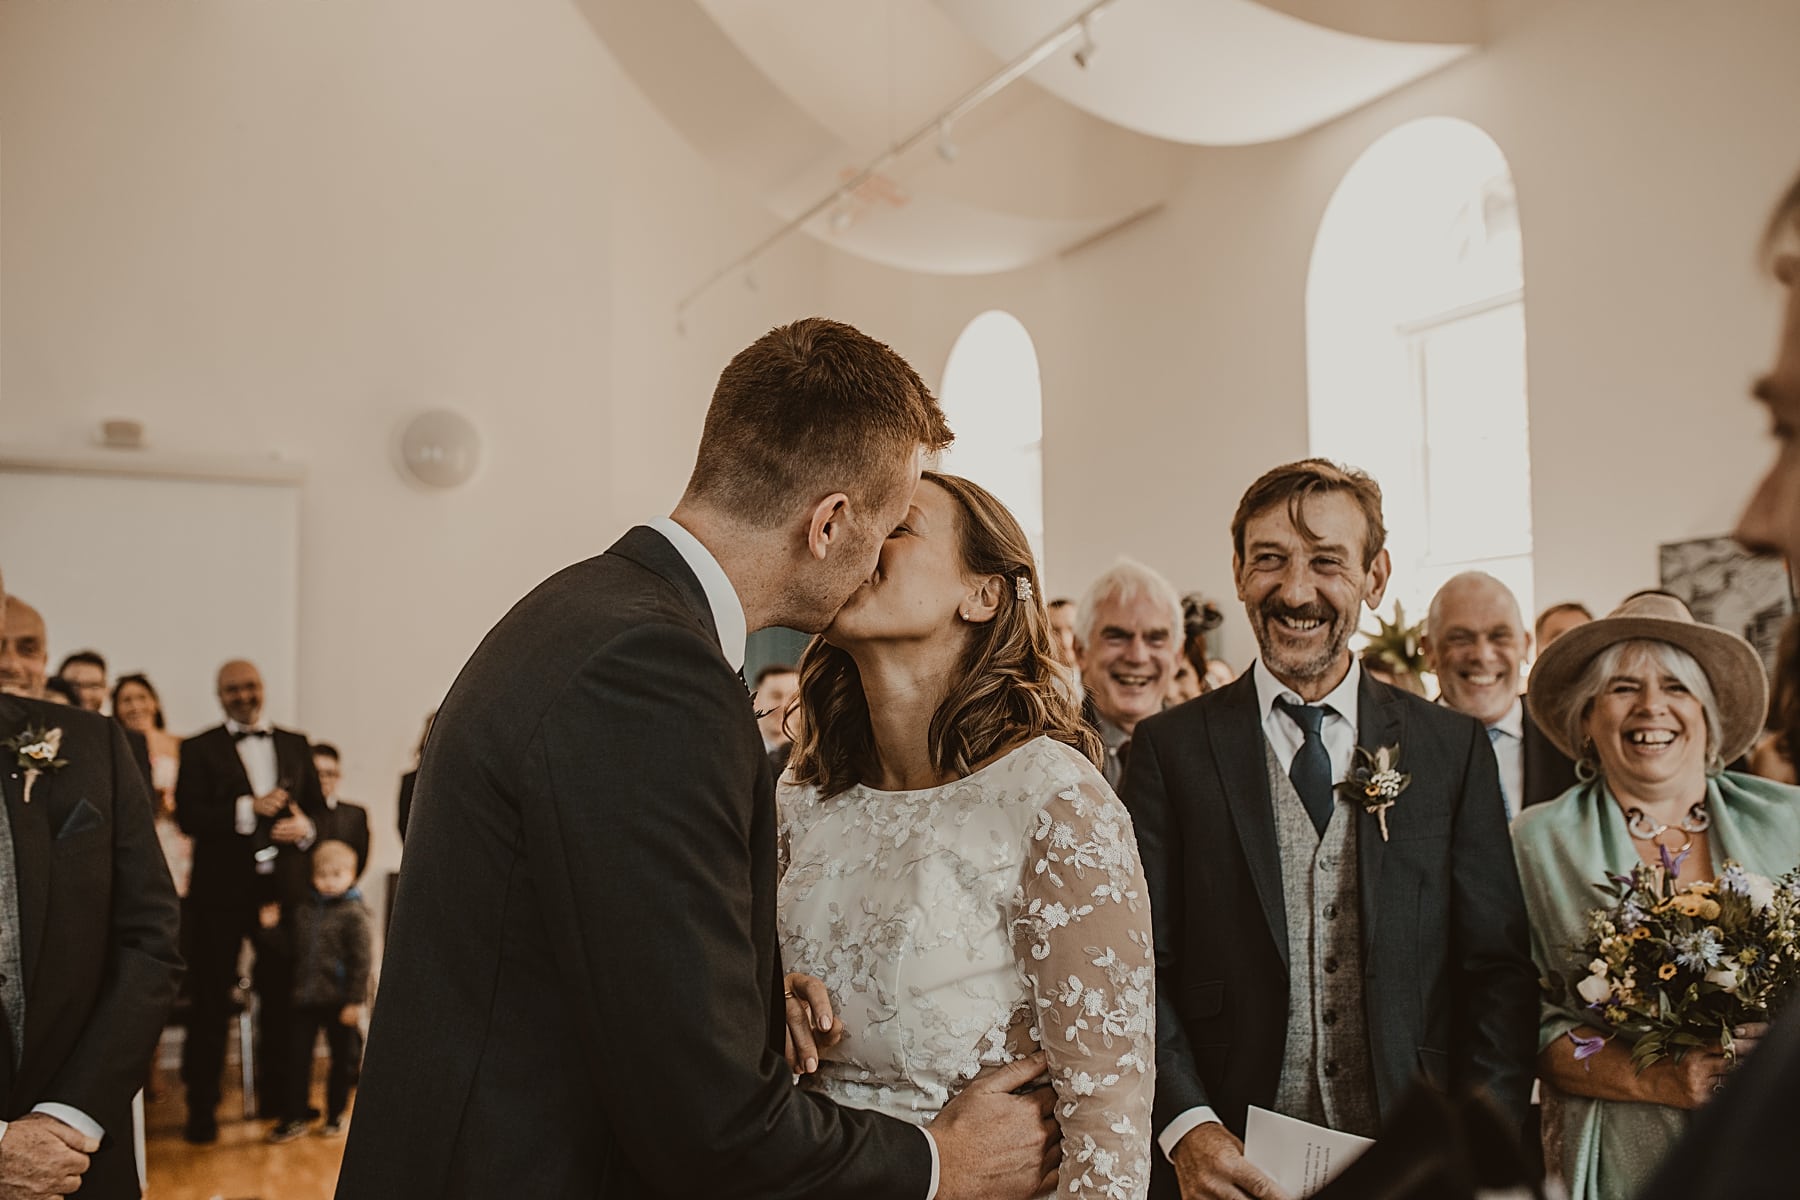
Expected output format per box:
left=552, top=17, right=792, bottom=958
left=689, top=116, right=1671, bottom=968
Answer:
left=777, top=736, right=1154, bottom=1199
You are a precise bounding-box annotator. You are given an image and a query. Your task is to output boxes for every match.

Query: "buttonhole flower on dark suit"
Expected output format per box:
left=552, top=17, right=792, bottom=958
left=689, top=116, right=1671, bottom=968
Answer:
left=1334, top=743, right=1409, bottom=842
left=4, top=724, right=68, bottom=804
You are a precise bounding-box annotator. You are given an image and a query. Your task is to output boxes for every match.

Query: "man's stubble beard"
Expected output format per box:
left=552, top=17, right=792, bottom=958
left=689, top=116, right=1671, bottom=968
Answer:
left=1250, top=601, right=1357, bottom=685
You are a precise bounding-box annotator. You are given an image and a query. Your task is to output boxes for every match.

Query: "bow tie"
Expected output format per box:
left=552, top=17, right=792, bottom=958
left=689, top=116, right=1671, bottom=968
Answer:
left=232, top=728, right=271, bottom=742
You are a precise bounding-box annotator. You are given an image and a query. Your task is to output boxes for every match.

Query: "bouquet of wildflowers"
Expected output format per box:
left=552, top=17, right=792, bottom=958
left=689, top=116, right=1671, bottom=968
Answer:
left=1553, top=850, right=1800, bottom=1070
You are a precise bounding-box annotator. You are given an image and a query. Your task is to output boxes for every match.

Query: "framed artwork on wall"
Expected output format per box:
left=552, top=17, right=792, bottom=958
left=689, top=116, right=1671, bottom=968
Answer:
left=1658, top=535, right=1794, bottom=679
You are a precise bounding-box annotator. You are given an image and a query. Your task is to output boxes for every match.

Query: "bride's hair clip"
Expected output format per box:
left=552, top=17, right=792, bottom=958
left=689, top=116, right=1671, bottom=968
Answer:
left=1015, top=574, right=1033, bottom=603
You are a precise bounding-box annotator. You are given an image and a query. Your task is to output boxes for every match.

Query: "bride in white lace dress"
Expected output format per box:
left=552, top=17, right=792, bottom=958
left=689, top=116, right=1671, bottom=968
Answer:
left=776, top=472, right=1155, bottom=1199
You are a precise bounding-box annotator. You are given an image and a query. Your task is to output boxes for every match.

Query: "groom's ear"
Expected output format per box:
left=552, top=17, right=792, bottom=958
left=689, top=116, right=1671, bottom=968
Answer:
left=805, top=493, right=853, bottom=562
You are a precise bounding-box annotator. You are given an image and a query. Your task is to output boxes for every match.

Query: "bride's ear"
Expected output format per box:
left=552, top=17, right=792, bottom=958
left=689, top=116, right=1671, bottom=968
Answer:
left=959, top=576, right=1004, bottom=626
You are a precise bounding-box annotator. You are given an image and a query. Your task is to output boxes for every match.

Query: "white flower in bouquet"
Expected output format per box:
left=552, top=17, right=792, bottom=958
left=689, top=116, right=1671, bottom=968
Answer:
left=1705, top=966, right=1742, bottom=994
left=1576, top=959, right=1614, bottom=1005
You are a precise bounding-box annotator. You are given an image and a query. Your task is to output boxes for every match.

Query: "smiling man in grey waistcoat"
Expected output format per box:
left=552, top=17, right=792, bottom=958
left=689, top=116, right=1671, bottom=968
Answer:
left=1121, top=460, right=1538, bottom=1200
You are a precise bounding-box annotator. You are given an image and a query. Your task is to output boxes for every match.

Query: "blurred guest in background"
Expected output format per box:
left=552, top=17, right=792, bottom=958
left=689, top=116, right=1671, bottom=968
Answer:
left=753, top=664, right=800, bottom=761
left=1047, top=597, right=1079, bottom=670
left=396, top=710, right=435, bottom=840
left=311, top=743, right=371, bottom=878
left=115, top=673, right=190, bottom=895
left=56, top=649, right=108, bottom=713
left=0, top=593, right=48, bottom=698
left=41, top=676, right=78, bottom=706
left=1748, top=619, right=1800, bottom=785
left=175, top=659, right=326, bottom=1143
left=1424, top=572, right=1577, bottom=819
left=1535, top=602, right=1594, bottom=650
left=1516, top=595, right=1800, bottom=1198
left=1076, top=559, right=1182, bottom=788
left=1168, top=593, right=1224, bottom=706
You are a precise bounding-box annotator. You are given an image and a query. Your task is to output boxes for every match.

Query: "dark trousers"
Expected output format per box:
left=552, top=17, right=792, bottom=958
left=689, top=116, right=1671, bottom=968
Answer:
left=182, top=901, right=296, bottom=1117
left=284, top=1005, right=361, bottom=1123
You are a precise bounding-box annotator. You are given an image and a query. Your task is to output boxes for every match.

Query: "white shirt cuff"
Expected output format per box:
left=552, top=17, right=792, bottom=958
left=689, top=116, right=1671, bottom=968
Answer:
left=1158, top=1106, right=1222, bottom=1162
left=32, top=1103, right=104, bottom=1141
left=921, top=1127, right=940, bottom=1199
left=235, top=795, right=257, bottom=836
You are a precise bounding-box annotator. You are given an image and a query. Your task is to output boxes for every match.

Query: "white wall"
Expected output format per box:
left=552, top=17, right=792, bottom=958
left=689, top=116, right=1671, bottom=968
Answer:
left=0, top=0, right=826, bottom=900
left=814, top=0, right=1800, bottom=666
left=6, top=0, right=1799, bottom=889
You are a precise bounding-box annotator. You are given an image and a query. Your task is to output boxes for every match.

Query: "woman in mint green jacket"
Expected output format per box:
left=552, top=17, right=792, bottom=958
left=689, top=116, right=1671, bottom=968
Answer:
left=1513, top=594, right=1800, bottom=1200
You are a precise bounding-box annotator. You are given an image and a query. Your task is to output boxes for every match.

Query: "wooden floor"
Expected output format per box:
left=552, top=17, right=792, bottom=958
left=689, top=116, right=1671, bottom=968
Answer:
left=145, top=1035, right=351, bottom=1200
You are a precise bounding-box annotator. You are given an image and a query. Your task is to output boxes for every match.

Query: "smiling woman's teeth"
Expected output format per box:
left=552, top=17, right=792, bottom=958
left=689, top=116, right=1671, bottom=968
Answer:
left=1114, top=674, right=1155, bottom=687
left=1626, top=730, right=1678, bottom=746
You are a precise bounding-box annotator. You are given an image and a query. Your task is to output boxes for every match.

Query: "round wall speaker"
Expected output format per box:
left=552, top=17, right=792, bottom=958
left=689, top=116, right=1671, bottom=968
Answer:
left=399, top=410, right=481, bottom=489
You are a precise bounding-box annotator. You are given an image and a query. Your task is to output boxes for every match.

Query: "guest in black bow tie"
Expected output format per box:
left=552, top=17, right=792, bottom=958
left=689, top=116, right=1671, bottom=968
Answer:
left=309, top=744, right=370, bottom=878
left=174, top=659, right=326, bottom=1143
left=1122, top=459, right=1538, bottom=1200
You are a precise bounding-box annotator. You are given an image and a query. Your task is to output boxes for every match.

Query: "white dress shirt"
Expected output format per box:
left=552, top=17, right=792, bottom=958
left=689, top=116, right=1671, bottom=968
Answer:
left=227, top=718, right=277, bottom=836
left=1487, top=698, right=1525, bottom=824
left=646, top=517, right=747, bottom=672
left=1157, top=658, right=1364, bottom=1161
left=644, top=519, right=942, bottom=1197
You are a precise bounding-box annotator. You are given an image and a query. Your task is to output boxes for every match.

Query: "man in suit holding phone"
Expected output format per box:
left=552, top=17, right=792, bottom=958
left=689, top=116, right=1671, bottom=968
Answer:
left=175, top=659, right=325, bottom=1143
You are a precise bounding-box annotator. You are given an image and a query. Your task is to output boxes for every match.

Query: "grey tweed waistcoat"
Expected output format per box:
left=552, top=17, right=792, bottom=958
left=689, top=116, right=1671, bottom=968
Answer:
left=1266, top=739, right=1379, bottom=1137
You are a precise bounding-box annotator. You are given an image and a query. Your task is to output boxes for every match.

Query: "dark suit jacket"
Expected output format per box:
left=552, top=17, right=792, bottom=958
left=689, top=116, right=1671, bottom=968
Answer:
left=337, top=527, right=930, bottom=1200
left=174, top=724, right=326, bottom=910
left=1122, top=670, right=1538, bottom=1160
left=315, top=799, right=371, bottom=878
left=395, top=769, right=416, bottom=840
left=1520, top=702, right=1579, bottom=811
left=0, top=697, right=182, bottom=1199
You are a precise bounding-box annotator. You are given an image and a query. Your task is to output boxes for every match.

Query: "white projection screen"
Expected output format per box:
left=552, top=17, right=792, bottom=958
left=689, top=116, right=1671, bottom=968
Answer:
left=0, top=462, right=301, bottom=736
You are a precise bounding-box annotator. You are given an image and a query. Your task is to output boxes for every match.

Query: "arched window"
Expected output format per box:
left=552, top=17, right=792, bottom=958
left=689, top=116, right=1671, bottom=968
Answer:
left=937, top=311, right=1047, bottom=568
left=1307, top=118, right=1532, bottom=627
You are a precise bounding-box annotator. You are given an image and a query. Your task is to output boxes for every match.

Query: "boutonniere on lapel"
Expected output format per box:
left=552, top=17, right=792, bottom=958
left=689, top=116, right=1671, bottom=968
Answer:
left=1336, top=744, right=1410, bottom=843
left=4, top=724, right=68, bottom=804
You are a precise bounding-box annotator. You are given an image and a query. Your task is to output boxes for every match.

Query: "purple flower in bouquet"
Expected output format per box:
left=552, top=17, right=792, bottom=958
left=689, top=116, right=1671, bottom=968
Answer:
left=1720, top=864, right=1751, bottom=897
left=1567, top=1030, right=1608, bottom=1068
left=1618, top=899, right=1648, bottom=931
left=1658, top=842, right=1691, bottom=879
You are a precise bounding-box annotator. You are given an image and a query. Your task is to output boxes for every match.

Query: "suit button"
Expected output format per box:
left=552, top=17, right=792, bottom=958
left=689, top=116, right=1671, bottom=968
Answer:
left=1324, top=1061, right=1340, bottom=1079
left=1322, top=1009, right=1338, bottom=1027
left=1323, top=903, right=1338, bottom=920
left=1324, top=957, right=1340, bottom=975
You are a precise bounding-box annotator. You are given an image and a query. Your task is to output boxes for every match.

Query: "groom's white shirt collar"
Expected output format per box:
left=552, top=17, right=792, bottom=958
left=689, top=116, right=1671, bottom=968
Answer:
left=646, top=517, right=748, bottom=673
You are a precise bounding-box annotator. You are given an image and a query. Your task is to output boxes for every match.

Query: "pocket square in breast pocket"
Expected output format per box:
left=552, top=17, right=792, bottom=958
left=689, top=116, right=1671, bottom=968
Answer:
left=54, top=798, right=106, bottom=842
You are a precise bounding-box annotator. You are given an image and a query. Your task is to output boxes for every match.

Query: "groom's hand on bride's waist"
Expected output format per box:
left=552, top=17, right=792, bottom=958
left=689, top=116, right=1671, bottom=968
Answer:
left=931, top=1053, right=1061, bottom=1200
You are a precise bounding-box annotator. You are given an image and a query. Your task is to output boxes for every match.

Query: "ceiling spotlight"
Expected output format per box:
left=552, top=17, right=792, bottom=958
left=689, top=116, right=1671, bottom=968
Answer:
left=1073, top=18, right=1097, bottom=69
left=936, top=121, right=959, bottom=163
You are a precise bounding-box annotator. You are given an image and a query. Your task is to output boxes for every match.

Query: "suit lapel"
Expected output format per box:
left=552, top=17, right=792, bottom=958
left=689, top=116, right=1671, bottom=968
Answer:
left=1, top=703, right=54, bottom=1006
left=213, top=727, right=254, bottom=796
left=1356, top=673, right=1404, bottom=957
left=1209, top=674, right=1289, bottom=975
left=609, top=526, right=724, bottom=656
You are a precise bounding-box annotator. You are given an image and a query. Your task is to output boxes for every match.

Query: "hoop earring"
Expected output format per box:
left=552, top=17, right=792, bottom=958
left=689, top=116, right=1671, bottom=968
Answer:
left=1575, top=739, right=1600, bottom=784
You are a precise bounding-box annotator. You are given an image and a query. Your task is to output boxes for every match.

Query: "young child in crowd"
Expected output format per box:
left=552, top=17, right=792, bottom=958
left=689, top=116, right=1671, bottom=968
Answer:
left=268, top=839, right=372, bottom=1142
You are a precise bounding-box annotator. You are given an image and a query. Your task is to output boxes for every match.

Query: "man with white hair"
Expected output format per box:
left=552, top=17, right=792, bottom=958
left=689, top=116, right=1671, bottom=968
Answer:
left=1422, top=572, right=1577, bottom=820
left=1075, top=559, right=1182, bottom=788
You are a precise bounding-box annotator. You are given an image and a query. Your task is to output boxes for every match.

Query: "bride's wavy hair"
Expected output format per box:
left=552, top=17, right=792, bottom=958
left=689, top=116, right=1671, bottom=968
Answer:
left=788, top=472, right=1101, bottom=798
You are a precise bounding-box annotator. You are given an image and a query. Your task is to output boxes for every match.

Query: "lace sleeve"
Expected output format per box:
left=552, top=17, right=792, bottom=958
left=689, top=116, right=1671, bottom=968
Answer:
left=1012, top=778, right=1156, bottom=1199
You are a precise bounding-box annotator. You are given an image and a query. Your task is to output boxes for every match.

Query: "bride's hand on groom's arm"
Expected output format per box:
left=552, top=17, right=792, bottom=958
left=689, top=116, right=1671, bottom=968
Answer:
left=932, top=1053, right=1061, bottom=1200
left=782, top=972, right=843, bottom=1075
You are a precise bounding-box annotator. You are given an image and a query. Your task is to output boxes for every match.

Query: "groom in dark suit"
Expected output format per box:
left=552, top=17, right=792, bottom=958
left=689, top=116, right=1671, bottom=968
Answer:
left=0, top=577, right=183, bottom=1199
left=1123, top=460, right=1537, bottom=1199
left=340, top=319, right=1059, bottom=1200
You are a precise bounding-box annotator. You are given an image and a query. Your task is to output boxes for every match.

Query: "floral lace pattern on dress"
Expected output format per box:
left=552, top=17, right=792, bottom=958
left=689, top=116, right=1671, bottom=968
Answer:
left=777, top=737, right=1154, bottom=1199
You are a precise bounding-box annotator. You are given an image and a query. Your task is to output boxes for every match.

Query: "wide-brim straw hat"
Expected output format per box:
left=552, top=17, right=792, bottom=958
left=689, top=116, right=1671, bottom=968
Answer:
left=1528, top=592, right=1768, bottom=765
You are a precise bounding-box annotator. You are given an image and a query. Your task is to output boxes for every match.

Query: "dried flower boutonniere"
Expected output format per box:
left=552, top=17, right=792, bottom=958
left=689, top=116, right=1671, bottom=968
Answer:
left=1336, top=744, right=1410, bottom=842
left=4, top=724, right=68, bottom=804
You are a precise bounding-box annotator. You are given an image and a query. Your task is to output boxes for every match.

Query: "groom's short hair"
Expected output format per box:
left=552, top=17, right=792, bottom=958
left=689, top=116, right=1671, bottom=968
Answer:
left=686, top=318, right=953, bottom=526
